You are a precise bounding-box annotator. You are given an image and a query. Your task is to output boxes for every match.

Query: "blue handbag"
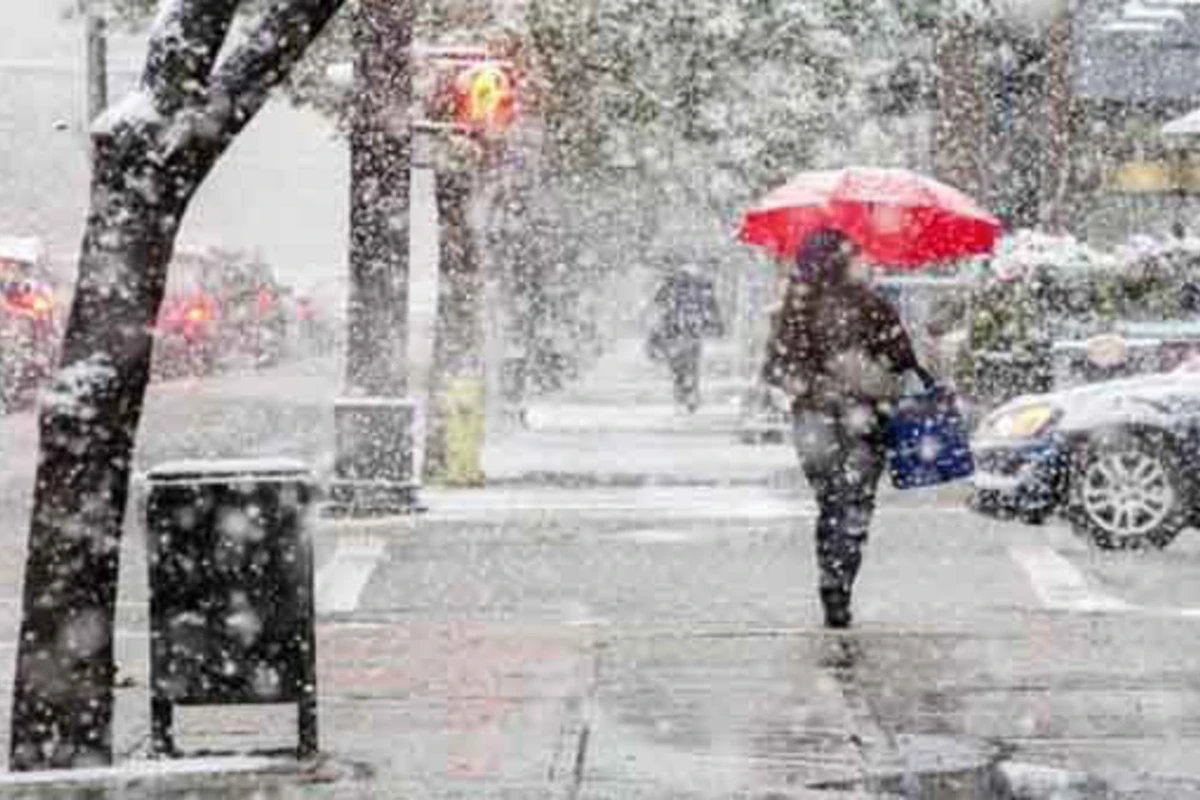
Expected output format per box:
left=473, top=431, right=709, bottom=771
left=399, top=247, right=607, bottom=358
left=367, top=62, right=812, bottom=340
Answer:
left=884, top=379, right=975, bottom=490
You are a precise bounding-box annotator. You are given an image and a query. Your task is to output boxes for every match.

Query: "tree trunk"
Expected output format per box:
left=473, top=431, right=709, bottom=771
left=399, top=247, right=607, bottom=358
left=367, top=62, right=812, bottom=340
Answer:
left=424, top=171, right=483, bottom=482
left=1041, top=10, right=1073, bottom=233
left=934, top=16, right=989, bottom=202
left=10, top=127, right=189, bottom=771
left=9, top=0, right=347, bottom=769
left=346, top=0, right=413, bottom=397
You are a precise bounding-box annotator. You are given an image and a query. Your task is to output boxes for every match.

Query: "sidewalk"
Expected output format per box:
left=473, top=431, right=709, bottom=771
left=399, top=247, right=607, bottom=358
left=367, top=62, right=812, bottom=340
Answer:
left=483, top=338, right=800, bottom=487
left=481, top=338, right=970, bottom=509
left=1, top=343, right=1196, bottom=798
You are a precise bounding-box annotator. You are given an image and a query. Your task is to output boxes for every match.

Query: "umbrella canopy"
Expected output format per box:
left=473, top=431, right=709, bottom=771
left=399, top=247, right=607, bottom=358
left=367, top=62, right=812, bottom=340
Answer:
left=739, top=167, right=1002, bottom=267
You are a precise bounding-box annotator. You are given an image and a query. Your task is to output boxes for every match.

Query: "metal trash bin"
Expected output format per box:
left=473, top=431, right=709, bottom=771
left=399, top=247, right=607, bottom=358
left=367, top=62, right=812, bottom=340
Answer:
left=144, top=458, right=318, bottom=758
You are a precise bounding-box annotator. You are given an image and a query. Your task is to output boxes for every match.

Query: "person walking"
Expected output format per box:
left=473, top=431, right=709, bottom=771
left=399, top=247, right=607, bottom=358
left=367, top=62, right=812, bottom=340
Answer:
left=648, top=264, right=725, bottom=412
left=762, top=229, right=926, bottom=628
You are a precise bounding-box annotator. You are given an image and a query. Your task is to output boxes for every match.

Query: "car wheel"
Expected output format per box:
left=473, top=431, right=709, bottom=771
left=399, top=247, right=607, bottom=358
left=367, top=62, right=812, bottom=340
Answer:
left=1067, top=431, right=1187, bottom=550
left=1018, top=508, right=1051, bottom=526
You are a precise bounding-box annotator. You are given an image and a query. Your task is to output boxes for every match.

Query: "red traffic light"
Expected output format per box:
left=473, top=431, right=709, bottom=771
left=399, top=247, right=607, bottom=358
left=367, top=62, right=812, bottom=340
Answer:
left=450, top=61, right=517, bottom=134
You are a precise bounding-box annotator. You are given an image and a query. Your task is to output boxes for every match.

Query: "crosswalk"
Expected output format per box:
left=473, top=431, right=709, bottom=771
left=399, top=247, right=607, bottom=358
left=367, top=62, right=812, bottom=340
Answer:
left=1011, top=541, right=1200, bottom=620
left=309, top=512, right=1200, bottom=621
left=1010, top=544, right=1132, bottom=613
left=313, top=533, right=388, bottom=614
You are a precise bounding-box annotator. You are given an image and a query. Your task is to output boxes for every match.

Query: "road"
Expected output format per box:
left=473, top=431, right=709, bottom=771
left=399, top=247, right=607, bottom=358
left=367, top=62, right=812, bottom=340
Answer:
left=0, top=359, right=1198, bottom=796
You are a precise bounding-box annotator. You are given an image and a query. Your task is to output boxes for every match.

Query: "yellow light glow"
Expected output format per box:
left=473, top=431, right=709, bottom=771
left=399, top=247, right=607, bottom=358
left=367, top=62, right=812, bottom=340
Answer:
left=185, top=305, right=210, bottom=324
left=993, top=404, right=1055, bottom=439
left=30, top=295, right=52, bottom=315
left=454, top=62, right=515, bottom=131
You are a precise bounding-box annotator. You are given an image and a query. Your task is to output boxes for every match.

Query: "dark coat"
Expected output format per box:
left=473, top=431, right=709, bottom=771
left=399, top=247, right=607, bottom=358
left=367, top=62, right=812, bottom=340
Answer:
left=653, top=271, right=724, bottom=341
left=762, top=276, right=920, bottom=414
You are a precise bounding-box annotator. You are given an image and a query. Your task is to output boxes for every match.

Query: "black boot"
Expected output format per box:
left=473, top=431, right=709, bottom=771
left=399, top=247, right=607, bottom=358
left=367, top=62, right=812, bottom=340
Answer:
left=820, top=587, right=852, bottom=629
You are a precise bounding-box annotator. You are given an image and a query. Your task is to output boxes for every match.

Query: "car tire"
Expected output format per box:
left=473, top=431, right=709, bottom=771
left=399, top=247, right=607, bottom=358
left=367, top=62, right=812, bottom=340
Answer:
left=1066, top=430, right=1187, bottom=550
left=1018, top=508, right=1051, bottom=526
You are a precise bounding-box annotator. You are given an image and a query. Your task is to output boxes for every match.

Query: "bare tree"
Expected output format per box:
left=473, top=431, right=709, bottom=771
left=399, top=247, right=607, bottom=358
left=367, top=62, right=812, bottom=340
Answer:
left=9, top=0, right=347, bottom=770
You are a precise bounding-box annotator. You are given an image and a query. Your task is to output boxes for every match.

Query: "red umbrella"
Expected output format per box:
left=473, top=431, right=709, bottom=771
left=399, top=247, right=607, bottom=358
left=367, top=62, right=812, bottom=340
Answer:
left=739, top=167, right=1002, bottom=267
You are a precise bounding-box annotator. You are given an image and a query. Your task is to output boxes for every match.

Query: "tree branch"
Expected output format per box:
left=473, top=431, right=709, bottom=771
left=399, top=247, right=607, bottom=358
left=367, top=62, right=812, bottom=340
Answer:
left=142, top=0, right=242, bottom=115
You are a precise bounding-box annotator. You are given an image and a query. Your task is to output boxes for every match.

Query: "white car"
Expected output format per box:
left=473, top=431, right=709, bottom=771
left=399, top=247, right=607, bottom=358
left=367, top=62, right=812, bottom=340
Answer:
left=971, top=365, right=1200, bottom=549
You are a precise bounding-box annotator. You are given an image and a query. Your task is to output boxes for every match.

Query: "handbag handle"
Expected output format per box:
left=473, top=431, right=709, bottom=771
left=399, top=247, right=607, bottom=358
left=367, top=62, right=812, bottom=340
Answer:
left=912, top=365, right=938, bottom=391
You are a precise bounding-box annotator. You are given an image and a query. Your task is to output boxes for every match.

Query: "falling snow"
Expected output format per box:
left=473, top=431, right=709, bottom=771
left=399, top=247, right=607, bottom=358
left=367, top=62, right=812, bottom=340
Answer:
left=0, top=0, right=1198, bottom=791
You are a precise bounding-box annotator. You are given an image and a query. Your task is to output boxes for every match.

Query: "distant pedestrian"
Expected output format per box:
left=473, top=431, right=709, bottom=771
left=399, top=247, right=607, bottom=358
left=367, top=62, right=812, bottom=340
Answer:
left=762, top=229, right=926, bottom=628
left=648, top=264, right=725, bottom=412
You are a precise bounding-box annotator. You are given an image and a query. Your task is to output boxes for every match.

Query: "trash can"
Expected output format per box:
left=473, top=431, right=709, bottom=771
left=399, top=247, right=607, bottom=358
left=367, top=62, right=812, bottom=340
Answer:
left=144, top=458, right=318, bottom=758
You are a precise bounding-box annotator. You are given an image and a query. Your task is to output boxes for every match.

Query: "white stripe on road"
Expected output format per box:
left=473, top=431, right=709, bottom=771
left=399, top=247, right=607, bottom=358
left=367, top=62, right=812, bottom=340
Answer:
left=1011, top=545, right=1131, bottom=613
left=314, top=535, right=387, bottom=614
left=611, top=528, right=697, bottom=543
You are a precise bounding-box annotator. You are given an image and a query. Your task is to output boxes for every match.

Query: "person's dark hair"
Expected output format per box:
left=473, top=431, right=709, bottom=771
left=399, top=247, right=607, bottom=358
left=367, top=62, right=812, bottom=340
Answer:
left=793, top=228, right=857, bottom=286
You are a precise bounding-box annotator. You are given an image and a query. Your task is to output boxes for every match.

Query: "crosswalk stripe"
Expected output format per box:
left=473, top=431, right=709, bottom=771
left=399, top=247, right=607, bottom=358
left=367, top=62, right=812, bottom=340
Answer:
left=314, top=535, right=387, bottom=614
left=1010, top=544, right=1131, bottom=613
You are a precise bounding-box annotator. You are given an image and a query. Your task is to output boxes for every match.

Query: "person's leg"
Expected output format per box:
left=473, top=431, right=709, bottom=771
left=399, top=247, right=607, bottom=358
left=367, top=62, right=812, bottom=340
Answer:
left=796, top=411, right=851, bottom=625
left=798, top=411, right=884, bottom=627
left=670, top=351, right=688, bottom=407
left=829, top=430, right=885, bottom=587
left=681, top=339, right=701, bottom=411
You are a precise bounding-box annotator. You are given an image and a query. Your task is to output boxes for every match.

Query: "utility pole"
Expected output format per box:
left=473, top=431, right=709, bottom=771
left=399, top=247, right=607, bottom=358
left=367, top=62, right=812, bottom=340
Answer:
left=347, top=0, right=412, bottom=396
left=419, top=46, right=521, bottom=484
left=330, top=0, right=422, bottom=513
left=424, top=170, right=485, bottom=484
left=84, top=2, right=108, bottom=124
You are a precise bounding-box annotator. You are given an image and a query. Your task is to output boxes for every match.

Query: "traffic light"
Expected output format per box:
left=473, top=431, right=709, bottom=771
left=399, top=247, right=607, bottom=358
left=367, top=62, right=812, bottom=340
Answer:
left=417, top=46, right=520, bottom=138
left=452, top=62, right=517, bottom=134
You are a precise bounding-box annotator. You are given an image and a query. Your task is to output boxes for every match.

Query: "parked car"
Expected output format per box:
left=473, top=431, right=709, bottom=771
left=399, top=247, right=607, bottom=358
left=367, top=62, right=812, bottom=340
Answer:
left=0, top=279, right=60, bottom=411
left=965, top=237, right=1200, bottom=412
left=0, top=237, right=60, bottom=411
left=969, top=362, right=1200, bottom=549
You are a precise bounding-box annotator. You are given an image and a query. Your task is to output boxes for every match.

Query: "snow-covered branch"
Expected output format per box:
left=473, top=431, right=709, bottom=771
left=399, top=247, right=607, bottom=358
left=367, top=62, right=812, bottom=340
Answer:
left=96, top=0, right=346, bottom=168
left=142, top=0, right=241, bottom=115
left=205, top=0, right=346, bottom=141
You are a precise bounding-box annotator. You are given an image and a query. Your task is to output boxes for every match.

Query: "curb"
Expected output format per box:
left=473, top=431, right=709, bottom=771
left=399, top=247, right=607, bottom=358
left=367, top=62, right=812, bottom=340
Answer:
left=481, top=471, right=798, bottom=489
left=997, top=761, right=1200, bottom=800
left=993, top=762, right=1109, bottom=799
left=0, top=754, right=372, bottom=799
left=475, top=471, right=973, bottom=504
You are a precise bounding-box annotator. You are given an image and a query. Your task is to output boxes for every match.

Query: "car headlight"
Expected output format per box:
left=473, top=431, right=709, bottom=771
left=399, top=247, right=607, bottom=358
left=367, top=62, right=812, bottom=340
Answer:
left=987, top=403, right=1060, bottom=440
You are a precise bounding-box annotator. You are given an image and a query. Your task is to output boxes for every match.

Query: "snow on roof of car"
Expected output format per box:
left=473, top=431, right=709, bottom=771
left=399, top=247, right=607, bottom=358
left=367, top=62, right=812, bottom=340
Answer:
left=0, top=236, right=44, bottom=265
left=989, top=230, right=1119, bottom=281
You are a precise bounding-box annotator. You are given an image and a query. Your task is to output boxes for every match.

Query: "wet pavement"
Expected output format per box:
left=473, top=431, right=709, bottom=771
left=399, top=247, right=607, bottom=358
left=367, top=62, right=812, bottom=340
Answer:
left=0, top=349, right=1198, bottom=796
